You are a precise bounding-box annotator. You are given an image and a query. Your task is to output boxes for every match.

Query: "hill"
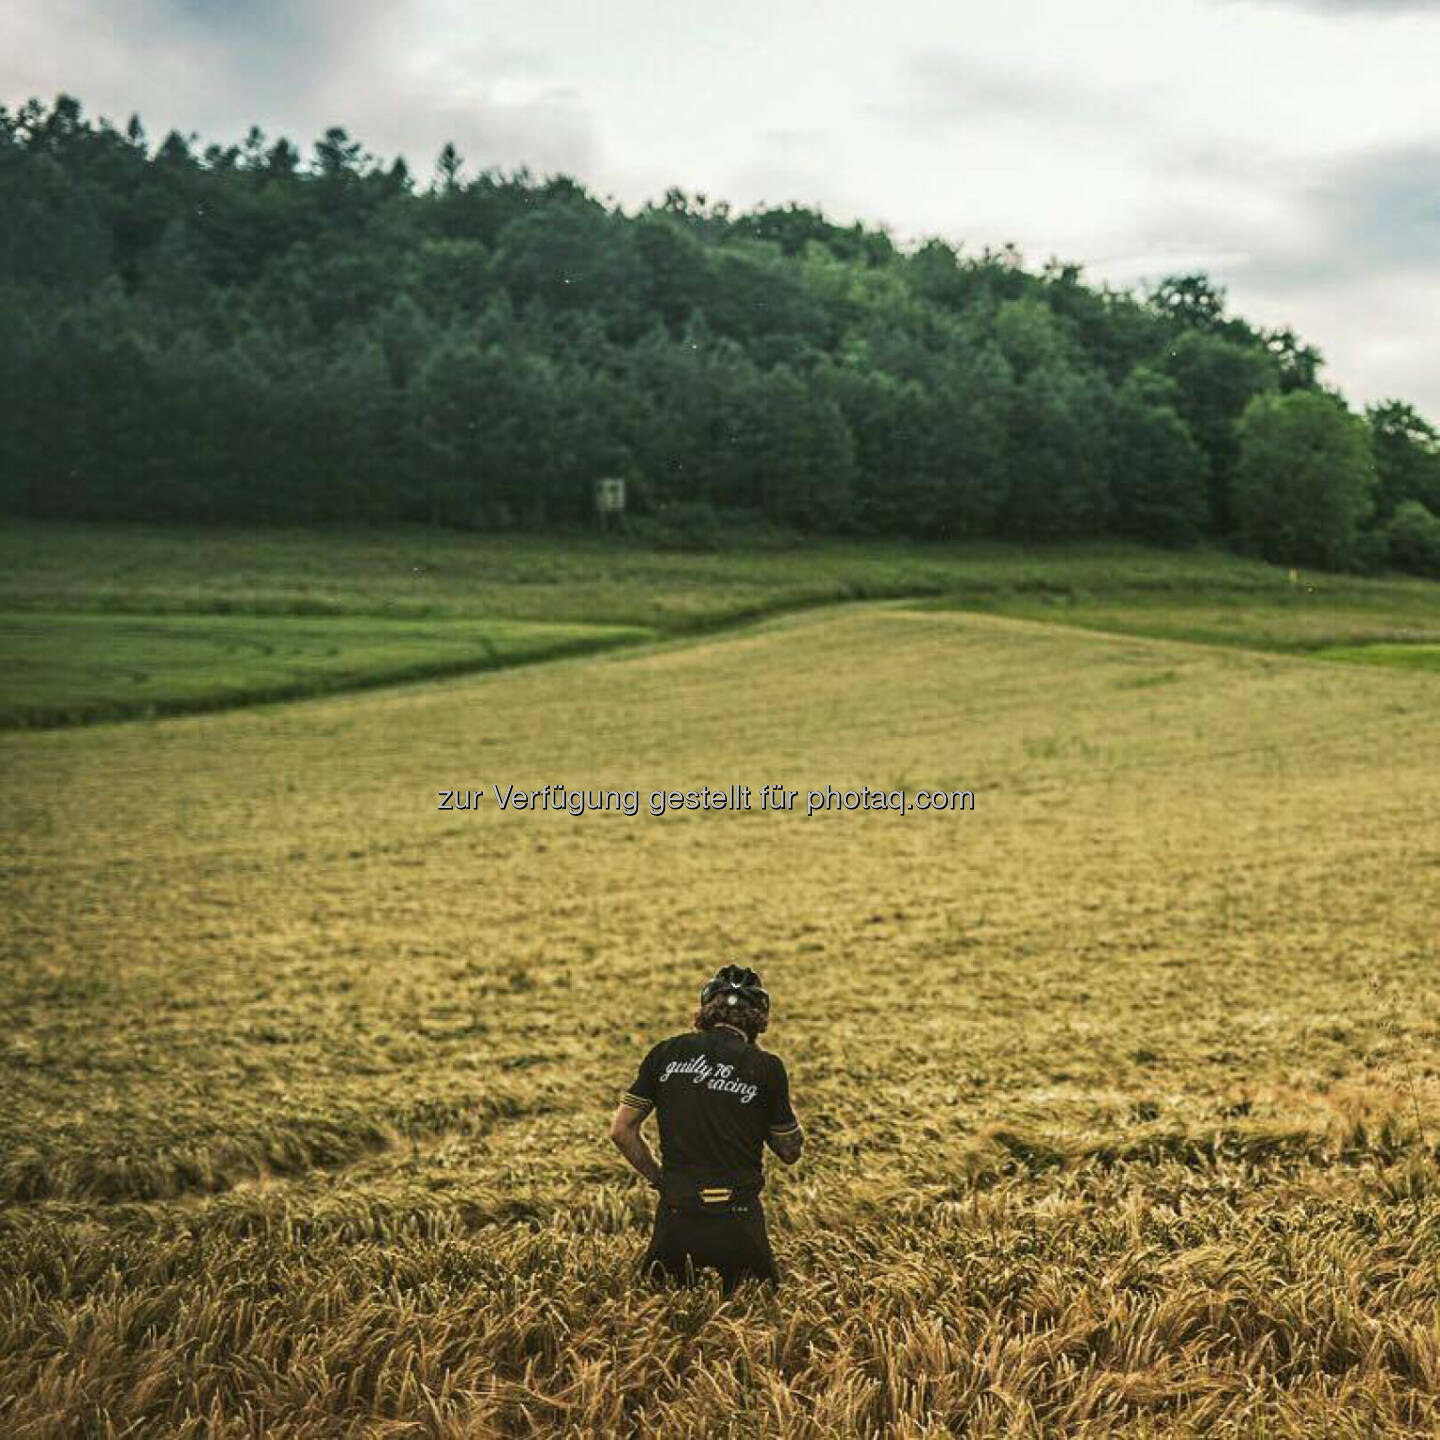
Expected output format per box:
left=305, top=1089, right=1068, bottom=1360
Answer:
left=3, top=96, right=1440, bottom=574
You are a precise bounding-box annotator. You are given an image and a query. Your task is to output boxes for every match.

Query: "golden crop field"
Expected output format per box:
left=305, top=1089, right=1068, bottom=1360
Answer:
left=4, top=599, right=1440, bottom=1436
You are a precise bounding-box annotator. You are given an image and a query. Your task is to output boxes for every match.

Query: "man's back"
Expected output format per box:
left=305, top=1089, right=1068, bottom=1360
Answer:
left=609, top=966, right=803, bottom=1289
left=624, top=1027, right=798, bottom=1206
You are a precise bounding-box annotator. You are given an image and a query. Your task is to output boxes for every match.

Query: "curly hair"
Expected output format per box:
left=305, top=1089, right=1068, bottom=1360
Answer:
left=693, top=994, right=769, bottom=1043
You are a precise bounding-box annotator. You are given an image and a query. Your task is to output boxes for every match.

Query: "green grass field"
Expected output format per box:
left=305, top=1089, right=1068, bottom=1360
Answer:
left=932, top=590, right=1440, bottom=656
left=0, top=522, right=1311, bottom=626
left=3, top=520, right=1439, bottom=729
left=0, top=611, right=650, bottom=727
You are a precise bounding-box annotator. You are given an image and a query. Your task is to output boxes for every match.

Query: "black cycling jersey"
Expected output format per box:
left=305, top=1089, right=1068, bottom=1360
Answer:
left=620, top=1026, right=799, bottom=1208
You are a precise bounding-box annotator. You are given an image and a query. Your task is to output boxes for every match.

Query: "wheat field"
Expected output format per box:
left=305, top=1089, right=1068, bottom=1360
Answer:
left=3, top=601, right=1440, bottom=1436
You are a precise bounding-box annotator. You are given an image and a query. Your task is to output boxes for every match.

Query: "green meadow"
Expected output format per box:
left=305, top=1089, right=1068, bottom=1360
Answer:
left=0, top=611, right=650, bottom=728
left=3, top=521, right=1439, bottom=729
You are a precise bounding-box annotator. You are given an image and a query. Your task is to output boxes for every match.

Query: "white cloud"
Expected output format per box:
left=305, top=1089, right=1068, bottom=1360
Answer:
left=1217, top=0, right=1440, bottom=12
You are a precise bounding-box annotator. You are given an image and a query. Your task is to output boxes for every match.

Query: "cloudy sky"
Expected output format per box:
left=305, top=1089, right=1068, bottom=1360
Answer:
left=5, top=0, right=1439, bottom=416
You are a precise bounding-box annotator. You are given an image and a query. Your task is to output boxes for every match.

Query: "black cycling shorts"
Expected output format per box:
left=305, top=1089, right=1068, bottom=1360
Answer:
left=640, top=1197, right=778, bottom=1291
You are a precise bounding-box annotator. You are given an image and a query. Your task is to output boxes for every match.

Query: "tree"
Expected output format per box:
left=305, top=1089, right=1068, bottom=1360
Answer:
left=312, top=126, right=366, bottom=181
left=993, top=296, right=1072, bottom=377
left=291, top=337, right=399, bottom=521
left=435, top=142, right=462, bottom=192
left=1367, top=400, right=1440, bottom=522
left=904, top=238, right=968, bottom=311
left=1231, top=391, right=1375, bottom=568
left=1048, top=279, right=1161, bottom=384
left=915, top=346, right=1011, bottom=539
left=1001, top=363, right=1113, bottom=540
left=1384, top=500, right=1440, bottom=577
left=1262, top=327, right=1323, bottom=393
left=375, top=292, right=436, bottom=387
left=408, top=238, right=492, bottom=317
left=136, top=219, right=209, bottom=311
left=1147, top=273, right=1227, bottom=332
left=632, top=212, right=711, bottom=333
left=821, top=366, right=916, bottom=534
left=490, top=197, right=647, bottom=339
left=409, top=333, right=560, bottom=528
left=627, top=319, right=760, bottom=511
left=1109, top=369, right=1208, bottom=546
left=0, top=148, right=111, bottom=289
left=1159, top=330, right=1277, bottom=533
left=266, top=137, right=299, bottom=178
left=730, top=364, right=856, bottom=531
left=703, top=241, right=832, bottom=351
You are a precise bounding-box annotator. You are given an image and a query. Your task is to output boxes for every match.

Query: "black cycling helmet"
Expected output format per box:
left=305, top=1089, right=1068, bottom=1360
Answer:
left=700, top=964, right=769, bottom=1012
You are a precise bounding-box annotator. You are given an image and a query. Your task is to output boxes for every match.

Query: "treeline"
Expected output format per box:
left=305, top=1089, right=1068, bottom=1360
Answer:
left=3, top=95, right=1439, bottom=573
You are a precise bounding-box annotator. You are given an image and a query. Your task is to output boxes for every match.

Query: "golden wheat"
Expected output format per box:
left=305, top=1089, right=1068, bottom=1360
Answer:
left=3, top=603, right=1440, bottom=1435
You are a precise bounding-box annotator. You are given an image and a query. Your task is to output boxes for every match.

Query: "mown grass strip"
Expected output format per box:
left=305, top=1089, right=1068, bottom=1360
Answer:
left=1313, top=643, right=1440, bottom=673
left=913, top=592, right=1440, bottom=663
left=0, top=611, right=652, bottom=730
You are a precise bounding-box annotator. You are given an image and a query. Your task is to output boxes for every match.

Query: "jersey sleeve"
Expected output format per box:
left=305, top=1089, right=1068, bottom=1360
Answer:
left=619, top=1044, right=660, bottom=1114
left=766, top=1056, right=800, bottom=1136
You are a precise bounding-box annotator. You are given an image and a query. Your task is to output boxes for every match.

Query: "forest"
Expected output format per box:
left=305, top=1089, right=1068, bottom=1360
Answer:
left=2, top=94, right=1439, bottom=574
